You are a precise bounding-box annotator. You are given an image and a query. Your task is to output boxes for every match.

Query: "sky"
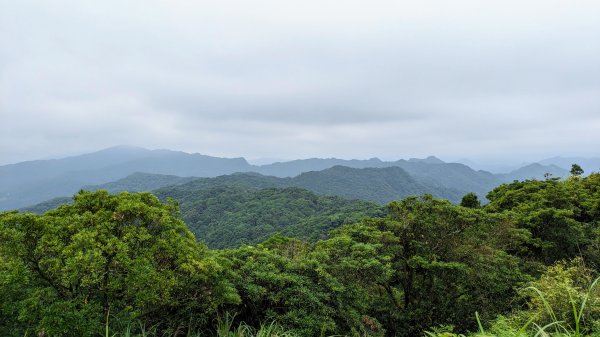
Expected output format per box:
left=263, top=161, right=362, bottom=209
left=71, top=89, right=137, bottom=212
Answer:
left=1, top=0, right=600, bottom=166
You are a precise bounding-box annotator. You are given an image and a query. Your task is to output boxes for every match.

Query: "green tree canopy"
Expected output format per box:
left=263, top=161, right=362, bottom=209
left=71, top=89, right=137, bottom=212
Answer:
left=485, top=173, right=600, bottom=266
left=0, top=190, right=238, bottom=337
left=570, top=163, right=584, bottom=176
left=315, top=195, right=527, bottom=336
left=460, top=192, right=481, bottom=208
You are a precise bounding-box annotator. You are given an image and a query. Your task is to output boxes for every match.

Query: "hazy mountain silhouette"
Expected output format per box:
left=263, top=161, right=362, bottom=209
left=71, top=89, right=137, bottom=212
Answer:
left=499, top=163, right=569, bottom=181
left=3, top=146, right=572, bottom=211
left=0, top=146, right=251, bottom=210
left=538, top=157, right=600, bottom=174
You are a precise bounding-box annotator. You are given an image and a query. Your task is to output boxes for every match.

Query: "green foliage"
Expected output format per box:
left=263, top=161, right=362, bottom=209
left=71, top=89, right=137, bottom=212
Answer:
left=219, top=235, right=387, bottom=337
left=155, top=185, right=384, bottom=248
left=214, top=315, right=298, bottom=337
left=485, top=173, right=600, bottom=266
left=2, top=170, right=600, bottom=337
left=290, top=165, right=467, bottom=204
left=101, top=316, right=299, bottom=337
left=571, top=164, right=585, bottom=177
left=461, top=192, right=481, bottom=208
left=508, top=258, right=600, bottom=336
left=83, top=172, right=197, bottom=194
left=0, top=191, right=238, bottom=337
left=322, top=195, right=527, bottom=336
left=218, top=243, right=339, bottom=336
left=425, top=259, right=600, bottom=337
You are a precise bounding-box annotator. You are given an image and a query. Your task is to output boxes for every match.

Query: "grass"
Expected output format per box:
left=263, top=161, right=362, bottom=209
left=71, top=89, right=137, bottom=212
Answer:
left=102, top=313, right=298, bottom=337
left=425, top=276, right=600, bottom=337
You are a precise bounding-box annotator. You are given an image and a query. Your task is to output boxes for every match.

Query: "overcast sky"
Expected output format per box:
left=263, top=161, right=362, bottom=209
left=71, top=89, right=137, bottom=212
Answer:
left=1, top=0, right=599, bottom=166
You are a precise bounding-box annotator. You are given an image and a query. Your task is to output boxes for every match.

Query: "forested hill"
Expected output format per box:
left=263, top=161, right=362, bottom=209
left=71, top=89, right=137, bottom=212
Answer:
left=290, top=165, right=466, bottom=202
left=21, top=161, right=570, bottom=216
left=146, top=165, right=464, bottom=247
left=20, top=166, right=457, bottom=248
left=82, top=172, right=197, bottom=192
left=19, top=174, right=385, bottom=249
left=153, top=165, right=466, bottom=204
left=154, top=185, right=384, bottom=248
left=136, top=162, right=567, bottom=204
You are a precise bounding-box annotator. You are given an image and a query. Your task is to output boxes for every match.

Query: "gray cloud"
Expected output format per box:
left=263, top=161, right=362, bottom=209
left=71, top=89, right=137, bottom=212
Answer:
left=1, top=0, right=600, bottom=165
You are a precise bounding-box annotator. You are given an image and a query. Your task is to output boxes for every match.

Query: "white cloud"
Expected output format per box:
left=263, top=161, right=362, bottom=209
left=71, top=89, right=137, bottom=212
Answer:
left=1, top=0, right=600, bottom=164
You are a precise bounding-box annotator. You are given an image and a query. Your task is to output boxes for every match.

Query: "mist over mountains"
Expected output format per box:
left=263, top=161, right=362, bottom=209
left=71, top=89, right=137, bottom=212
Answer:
left=1, top=145, right=586, bottom=211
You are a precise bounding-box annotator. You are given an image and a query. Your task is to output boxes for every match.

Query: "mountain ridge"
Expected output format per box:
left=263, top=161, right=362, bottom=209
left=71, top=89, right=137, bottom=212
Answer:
left=2, top=146, right=575, bottom=211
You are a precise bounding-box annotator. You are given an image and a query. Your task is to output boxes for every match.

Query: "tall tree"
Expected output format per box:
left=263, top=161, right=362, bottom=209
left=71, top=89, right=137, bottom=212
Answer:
left=460, top=192, right=481, bottom=208
left=0, top=190, right=237, bottom=337
left=570, top=163, right=584, bottom=177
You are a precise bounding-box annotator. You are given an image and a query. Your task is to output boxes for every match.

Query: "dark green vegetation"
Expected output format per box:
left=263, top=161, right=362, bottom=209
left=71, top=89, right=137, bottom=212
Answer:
left=125, top=165, right=467, bottom=204
left=156, top=185, right=384, bottom=248
left=18, top=166, right=474, bottom=250
left=1, top=146, right=571, bottom=210
left=288, top=165, right=466, bottom=203
left=1, top=170, right=599, bottom=337
left=83, top=172, right=197, bottom=193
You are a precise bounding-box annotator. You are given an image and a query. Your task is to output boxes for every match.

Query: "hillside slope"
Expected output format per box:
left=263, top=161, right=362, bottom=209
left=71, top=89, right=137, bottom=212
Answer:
left=0, top=146, right=251, bottom=210
left=153, top=185, right=384, bottom=248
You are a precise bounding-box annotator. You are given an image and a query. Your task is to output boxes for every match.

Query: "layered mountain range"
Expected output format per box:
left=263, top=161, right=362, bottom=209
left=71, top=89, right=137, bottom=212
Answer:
left=3, top=146, right=582, bottom=211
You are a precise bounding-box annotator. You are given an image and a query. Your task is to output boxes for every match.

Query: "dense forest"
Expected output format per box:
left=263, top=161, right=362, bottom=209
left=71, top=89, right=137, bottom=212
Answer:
left=154, top=185, right=384, bottom=248
left=1, top=168, right=599, bottom=336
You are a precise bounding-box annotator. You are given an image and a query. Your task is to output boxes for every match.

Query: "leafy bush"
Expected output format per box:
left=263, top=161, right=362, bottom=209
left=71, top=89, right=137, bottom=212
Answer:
left=425, top=259, right=600, bottom=337
left=0, top=190, right=238, bottom=337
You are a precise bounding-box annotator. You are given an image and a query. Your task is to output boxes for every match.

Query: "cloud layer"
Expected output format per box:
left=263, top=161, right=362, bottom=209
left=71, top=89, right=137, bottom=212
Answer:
left=1, top=0, right=600, bottom=165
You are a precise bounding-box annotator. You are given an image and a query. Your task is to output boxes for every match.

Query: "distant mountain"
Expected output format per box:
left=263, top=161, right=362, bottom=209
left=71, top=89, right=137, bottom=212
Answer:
left=153, top=165, right=467, bottom=204
left=291, top=165, right=466, bottom=203
left=253, top=155, right=447, bottom=177
left=255, top=157, right=388, bottom=177
left=23, top=165, right=467, bottom=213
left=408, top=155, right=446, bottom=164
left=389, top=160, right=500, bottom=197
left=0, top=147, right=453, bottom=210
left=538, top=157, right=600, bottom=174
left=453, top=158, right=524, bottom=173
left=21, top=172, right=287, bottom=214
left=19, top=196, right=73, bottom=214
left=499, top=163, right=569, bottom=181
left=2, top=146, right=579, bottom=211
left=257, top=156, right=518, bottom=199
left=255, top=156, right=505, bottom=199
left=0, top=146, right=251, bottom=210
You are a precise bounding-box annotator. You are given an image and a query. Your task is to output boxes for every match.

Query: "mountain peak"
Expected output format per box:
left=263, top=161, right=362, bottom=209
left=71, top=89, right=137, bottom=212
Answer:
left=408, top=156, right=445, bottom=164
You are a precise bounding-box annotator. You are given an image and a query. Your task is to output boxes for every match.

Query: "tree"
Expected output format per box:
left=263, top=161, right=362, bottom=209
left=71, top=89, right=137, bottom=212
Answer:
left=219, top=239, right=341, bottom=336
left=460, top=192, right=481, bottom=208
left=319, top=196, right=526, bottom=336
left=570, top=163, right=584, bottom=177
left=0, top=190, right=237, bottom=337
left=485, top=174, right=600, bottom=266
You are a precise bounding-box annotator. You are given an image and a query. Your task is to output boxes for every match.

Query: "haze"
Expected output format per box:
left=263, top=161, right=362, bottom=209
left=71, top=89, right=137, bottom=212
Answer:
left=1, top=0, right=599, bottom=166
